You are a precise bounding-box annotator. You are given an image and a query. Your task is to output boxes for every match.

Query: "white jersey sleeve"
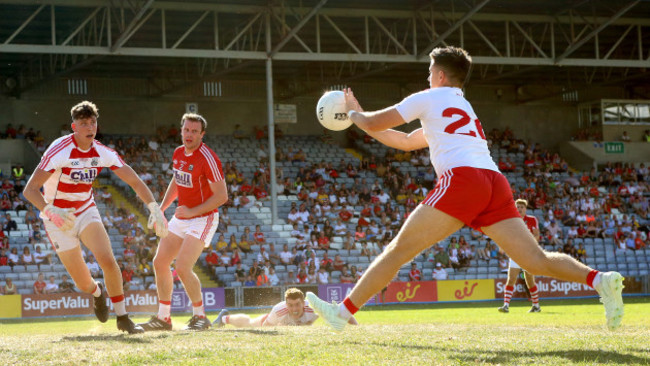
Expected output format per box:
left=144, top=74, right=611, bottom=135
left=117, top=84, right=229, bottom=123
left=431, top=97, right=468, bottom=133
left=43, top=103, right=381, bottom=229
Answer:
left=37, top=135, right=74, bottom=172
left=263, top=302, right=286, bottom=326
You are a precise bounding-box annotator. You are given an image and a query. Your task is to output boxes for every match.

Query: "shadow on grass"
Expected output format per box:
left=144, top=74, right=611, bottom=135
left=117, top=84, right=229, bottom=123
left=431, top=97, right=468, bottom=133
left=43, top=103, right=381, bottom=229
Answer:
left=347, top=341, right=649, bottom=365
left=58, top=334, right=153, bottom=344
left=216, top=329, right=280, bottom=336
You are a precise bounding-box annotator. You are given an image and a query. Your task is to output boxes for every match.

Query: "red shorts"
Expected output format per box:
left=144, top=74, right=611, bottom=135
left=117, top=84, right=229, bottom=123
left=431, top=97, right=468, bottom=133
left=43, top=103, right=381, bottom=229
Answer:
left=421, top=167, right=519, bottom=230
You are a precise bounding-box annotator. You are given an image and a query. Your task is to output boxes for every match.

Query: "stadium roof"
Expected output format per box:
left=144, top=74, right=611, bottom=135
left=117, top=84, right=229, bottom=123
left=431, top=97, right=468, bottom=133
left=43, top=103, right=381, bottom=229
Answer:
left=1, top=0, right=649, bottom=100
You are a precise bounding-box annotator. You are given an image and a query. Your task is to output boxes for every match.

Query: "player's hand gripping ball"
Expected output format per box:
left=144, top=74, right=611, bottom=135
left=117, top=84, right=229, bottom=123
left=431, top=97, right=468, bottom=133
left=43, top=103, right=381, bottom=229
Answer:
left=316, top=90, right=353, bottom=131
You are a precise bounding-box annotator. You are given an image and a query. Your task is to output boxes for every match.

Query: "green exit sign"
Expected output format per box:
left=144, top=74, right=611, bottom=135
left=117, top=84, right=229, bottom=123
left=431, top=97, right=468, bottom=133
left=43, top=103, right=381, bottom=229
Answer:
left=604, top=142, right=624, bottom=154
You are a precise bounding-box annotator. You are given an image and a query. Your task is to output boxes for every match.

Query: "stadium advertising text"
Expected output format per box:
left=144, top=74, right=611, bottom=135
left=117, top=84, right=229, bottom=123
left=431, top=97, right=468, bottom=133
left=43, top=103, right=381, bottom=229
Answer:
left=318, top=284, right=377, bottom=304
left=383, top=281, right=438, bottom=303
left=171, top=288, right=225, bottom=312
left=494, top=278, right=598, bottom=298
left=437, top=279, right=495, bottom=302
left=107, top=291, right=158, bottom=313
left=22, top=293, right=93, bottom=317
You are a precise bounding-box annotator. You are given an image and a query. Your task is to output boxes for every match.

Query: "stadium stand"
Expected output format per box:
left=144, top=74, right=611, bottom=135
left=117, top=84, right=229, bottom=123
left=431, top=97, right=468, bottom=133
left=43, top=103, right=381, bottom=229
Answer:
left=0, top=124, right=649, bottom=295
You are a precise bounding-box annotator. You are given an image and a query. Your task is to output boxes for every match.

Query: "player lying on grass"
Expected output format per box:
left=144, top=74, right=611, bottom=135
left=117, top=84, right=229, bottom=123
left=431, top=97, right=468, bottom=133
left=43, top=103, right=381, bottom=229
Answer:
left=306, top=45, right=624, bottom=332
left=23, top=101, right=168, bottom=334
left=213, top=288, right=358, bottom=327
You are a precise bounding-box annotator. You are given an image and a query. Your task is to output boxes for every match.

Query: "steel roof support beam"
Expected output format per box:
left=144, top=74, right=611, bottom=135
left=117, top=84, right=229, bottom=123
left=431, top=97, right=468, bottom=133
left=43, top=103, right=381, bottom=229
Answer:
left=171, top=10, right=210, bottom=49
left=61, top=7, right=104, bottom=46
left=3, top=4, right=46, bottom=44
left=270, top=0, right=327, bottom=57
left=417, top=0, right=491, bottom=59
left=555, top=0, right=640, bottom=63
left=110, top=0, right=155, bottom=52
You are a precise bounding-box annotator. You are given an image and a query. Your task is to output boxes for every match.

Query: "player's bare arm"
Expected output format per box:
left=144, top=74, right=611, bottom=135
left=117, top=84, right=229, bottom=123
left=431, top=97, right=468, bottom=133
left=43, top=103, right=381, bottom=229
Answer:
left=160, top=179, right=179, bottom=212
left=113, top=165, right=168, bottom=237
left=113, top=165, right=157, bottom=205
left=175, top=179, right=227, bottom=219
left=364, top=128, right=429, bottom=152
left=23, top=168, right=53, bottom=211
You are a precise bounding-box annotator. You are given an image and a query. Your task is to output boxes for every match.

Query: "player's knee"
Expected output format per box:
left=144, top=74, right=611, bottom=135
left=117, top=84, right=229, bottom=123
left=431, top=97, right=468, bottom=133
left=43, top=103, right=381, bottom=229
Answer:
left=175, top=262, right=194, bottom=279
left=153, top=255, right=171, bottom=271
left=96, top=257, right=119, bottom=274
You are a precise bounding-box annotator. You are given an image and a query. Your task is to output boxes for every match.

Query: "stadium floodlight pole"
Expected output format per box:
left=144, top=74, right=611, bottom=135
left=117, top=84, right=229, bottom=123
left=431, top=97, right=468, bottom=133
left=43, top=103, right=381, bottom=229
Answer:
left=265, top=10, right=278, bottom=225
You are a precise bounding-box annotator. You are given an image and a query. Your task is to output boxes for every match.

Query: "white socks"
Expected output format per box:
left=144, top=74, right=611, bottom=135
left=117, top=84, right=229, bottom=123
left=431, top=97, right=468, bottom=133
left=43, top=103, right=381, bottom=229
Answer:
left=338, top=303, right=353, bottom=320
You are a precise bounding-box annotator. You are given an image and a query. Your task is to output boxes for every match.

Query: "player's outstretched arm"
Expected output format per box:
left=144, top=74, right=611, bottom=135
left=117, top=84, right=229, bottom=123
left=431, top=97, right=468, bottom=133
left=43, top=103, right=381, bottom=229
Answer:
left=160, top=180, right=179, bottom=212
left=364, top=128, right=428, bottom=152
left=175, top=180, right=227, bottom=219
left=113, top=165, right=157, bottom=206
left=114, top=165, right=168, bottom=237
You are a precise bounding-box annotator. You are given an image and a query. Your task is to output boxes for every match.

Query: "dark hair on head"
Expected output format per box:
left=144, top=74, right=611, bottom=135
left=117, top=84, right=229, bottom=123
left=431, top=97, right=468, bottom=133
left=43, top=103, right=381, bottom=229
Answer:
left=181, top=113, right=207, bottom=132
left=429, top=46, right=472, bottom=86
left=70, top=101, right=99, bottom=121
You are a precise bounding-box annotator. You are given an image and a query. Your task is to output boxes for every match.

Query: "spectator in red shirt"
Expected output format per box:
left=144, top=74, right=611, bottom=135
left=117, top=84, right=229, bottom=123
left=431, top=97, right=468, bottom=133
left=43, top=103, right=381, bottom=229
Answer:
left=205, top=250, right=220, bottom=273
left=317, top=232, right=330, bottom=250
left=253, top=225, right=265, bottom=243
left=33, top=272, right=46, bottom=294
left=333, top=254, right=345, bottom=271
left=0, top=248, right=8, bottom=266
left=296, top=269, right=308, bottom=284
left=360, top=204, right=372, bottom=217
left=409, top=262, right=421, bottom=281
left=339, top=207, right=353, bottom=222
left=253, top=183, right=268, bottom=200
left=122, top=265, right=135, bottom=290
left=240, top=179, right=253, bottom=194
left=577, top=223, right=587, bottom=238
left=320, top=252, right=334, bottom=272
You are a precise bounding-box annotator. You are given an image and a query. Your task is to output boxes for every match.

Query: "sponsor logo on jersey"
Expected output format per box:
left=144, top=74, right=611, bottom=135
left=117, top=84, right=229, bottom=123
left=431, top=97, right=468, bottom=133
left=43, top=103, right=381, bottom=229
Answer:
left=174, top=169, right=193, bottom=188
left=69, top=168, right=98, bottom=183
left=70, top=160, right=80, bottom=166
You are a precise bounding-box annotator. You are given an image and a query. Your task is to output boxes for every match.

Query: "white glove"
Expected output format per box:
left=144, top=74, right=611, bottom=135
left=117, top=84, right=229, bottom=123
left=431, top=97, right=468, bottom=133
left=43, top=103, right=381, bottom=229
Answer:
left=147, top=202, right=168, bottom=238
left=43, top=204, right=76, bottom=231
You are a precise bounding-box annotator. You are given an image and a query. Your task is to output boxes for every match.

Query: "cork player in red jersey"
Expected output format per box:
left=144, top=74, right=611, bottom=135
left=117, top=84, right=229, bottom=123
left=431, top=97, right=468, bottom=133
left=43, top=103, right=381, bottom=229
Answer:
left=139, top=113, right=227, bottom=331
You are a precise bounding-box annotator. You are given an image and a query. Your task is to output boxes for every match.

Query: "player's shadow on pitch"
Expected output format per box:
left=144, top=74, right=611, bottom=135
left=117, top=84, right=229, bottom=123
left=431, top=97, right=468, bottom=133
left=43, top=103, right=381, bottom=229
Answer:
left=59, top=334, right=153, bottom=344
left=353, top=342, right=647, bottom=364
left=216, top=329, right=280, bottom=336
left=446, top=348, right=648, bottom=365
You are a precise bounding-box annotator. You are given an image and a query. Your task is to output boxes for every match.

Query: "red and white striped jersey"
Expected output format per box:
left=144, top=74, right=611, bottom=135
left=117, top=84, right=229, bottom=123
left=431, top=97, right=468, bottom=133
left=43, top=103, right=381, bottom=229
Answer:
left=37, top=134, right=125, bottom=216
left=172, top=142, right=224, bottom=218
left=264, top=300, right=318, bottom=326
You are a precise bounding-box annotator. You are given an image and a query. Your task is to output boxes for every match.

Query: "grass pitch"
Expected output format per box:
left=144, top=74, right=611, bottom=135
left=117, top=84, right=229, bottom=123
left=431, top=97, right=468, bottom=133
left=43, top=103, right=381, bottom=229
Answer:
left=1, top=297, right=649, bottom=365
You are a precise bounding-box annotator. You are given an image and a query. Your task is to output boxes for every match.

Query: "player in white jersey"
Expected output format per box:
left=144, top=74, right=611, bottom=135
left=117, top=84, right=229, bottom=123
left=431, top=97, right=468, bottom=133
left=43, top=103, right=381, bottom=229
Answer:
left=23, top=101, right=168, bottom=334
left=306, top=46, right=624, bottom=332
left=499, top=199, right=542, bottom=313
left=213, top=288, right=357, bottom=328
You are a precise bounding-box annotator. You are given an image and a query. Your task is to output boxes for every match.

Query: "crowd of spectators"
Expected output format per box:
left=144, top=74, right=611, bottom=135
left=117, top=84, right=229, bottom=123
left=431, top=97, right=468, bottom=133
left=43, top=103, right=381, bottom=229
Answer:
left=1, top=122, right=648, bottom=293
left=202, top=125, right=649, bottom=285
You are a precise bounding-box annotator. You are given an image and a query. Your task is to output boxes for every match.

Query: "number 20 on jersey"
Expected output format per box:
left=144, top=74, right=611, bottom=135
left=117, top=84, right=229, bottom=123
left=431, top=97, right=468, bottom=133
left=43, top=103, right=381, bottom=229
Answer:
left=442, top=107, right=486, bottom=139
